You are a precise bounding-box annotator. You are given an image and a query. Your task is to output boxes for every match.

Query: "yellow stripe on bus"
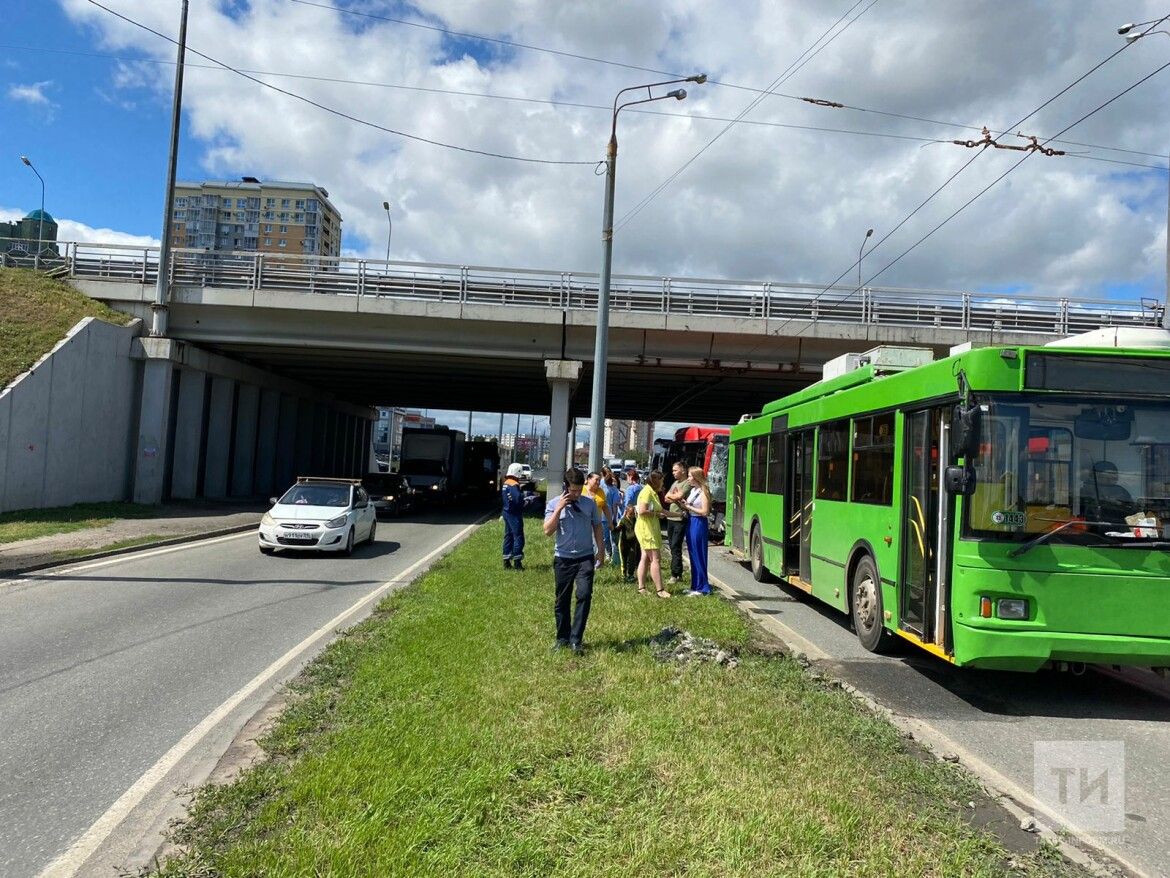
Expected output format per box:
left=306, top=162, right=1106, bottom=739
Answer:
left=893, top=628, right=955, bottom=663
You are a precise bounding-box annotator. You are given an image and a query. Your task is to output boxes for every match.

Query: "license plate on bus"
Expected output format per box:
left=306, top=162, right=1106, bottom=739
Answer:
left=281, top=531, right=315, bottom=541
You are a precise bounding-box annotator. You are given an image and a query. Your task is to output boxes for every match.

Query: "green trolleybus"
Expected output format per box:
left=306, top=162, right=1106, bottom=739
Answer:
left=727, top=335, right=1170, bottom=672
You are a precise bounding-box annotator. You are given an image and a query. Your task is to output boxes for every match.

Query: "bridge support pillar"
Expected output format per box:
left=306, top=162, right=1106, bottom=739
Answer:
left=545, top=359, right=582, bottom=476
left=131, top=345, right=176, bottom=505
left=170, top=368, right=207, bottom=500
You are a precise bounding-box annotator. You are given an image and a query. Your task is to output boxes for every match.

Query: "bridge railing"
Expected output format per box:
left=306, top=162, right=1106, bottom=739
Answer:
left=47, top=240, right=1165, bottom=334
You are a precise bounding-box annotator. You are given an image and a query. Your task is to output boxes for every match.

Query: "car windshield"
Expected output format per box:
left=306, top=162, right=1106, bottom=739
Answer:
left=278, top=484, right=351, bottom=507
left=400, top=459, right=445, bottom=476
left=965, top=394, right=1170, bottom=546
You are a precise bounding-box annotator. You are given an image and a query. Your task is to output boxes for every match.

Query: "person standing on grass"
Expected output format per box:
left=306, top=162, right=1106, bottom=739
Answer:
left=543, top=467, right=605, bottom=654
left=501, top=462, right=526, bottom=570
left=615, top=503, right=640, bottom=582
left=683, top=467, right=713, bottom=596
left=635, top=470, right=670, bottom=598
left=585, top=471, right=611, bottom=571
left=663, top=460, right=689, bottom=585
left=603, top=470, right=623, bottom=567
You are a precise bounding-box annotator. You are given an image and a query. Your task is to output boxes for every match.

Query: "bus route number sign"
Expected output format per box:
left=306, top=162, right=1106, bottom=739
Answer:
left=991, top=510, right=1027, bottom=529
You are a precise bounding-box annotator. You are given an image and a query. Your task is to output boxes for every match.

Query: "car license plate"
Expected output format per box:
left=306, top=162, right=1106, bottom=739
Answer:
left=281, top=531, right=315, bottom=541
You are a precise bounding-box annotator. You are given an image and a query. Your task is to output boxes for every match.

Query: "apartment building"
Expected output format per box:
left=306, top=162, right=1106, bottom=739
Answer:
left=170, top=177, right=342, bottom=256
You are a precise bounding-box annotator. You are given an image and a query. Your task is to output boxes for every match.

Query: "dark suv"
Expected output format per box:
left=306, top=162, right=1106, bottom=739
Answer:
left=361, top=472, right=415, bottom=517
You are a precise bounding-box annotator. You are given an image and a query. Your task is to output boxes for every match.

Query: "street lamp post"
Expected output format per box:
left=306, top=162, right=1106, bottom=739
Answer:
left=1119, top=21, right=1170, bottom=327
left=19, top=156, right=45, bottom=261
left=382, top=200, right=392, bottom=265
left=587, top=73, right=706, bottom=473
left=857, top=228, right=874, bottom=293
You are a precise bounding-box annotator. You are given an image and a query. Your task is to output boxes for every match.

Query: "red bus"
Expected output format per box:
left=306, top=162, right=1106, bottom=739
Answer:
left=663, top=426, right=731, bottom=536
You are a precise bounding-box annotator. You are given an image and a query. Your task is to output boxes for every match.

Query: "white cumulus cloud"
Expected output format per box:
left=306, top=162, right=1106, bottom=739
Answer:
left=7, top=80, right=55, bottom=106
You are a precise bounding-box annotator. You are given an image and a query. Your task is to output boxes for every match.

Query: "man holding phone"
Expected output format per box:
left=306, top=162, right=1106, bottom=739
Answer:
left=543, top=467, right=605, bottom=654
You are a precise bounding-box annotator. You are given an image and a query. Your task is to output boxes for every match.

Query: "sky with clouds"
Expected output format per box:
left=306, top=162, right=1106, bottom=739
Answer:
left=3, top=0, right=1170, bottom=441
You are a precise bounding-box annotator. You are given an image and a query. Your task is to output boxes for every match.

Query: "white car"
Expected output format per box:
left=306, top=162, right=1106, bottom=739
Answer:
left=518, top=464, right=533, bottom=481
left=258, top=477, right=377, bottom=555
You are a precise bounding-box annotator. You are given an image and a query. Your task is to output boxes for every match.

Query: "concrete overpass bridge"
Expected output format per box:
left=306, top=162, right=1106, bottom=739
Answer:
left=42, top=241, right=1161, bottom=504
left=65, top=242, right=1162, bottom=425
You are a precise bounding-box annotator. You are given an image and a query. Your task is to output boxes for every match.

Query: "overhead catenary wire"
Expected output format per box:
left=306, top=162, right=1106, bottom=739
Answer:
left=286, top=0, right=1170, bottom=162
left=763, top=17, right=1170, bottom=340
left=81, top=0, right=596, bottom=166
left=613, top=0, right=881, bottom=234
left=4, top=40, right=1165, bottom=172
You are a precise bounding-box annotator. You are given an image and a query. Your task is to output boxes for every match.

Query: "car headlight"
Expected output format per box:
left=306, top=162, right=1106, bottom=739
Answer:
left=261, top=512, right=275, bottom=526
left=431, top=484, right=440, bottom=491
left=385, top=495, right=395, bottom=501
left=325, top=514, right=349, bottom=528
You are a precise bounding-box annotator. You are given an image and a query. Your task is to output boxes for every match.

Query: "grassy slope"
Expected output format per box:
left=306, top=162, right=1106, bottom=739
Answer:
left=156, top=521, right=1081, bottom=878
left=0, top=267, right=132, bottom=390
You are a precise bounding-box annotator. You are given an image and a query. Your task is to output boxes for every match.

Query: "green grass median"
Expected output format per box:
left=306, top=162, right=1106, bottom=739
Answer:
left=0, top=502, right=160, bottom=544
left=156, top=521, right=1080, bottom=877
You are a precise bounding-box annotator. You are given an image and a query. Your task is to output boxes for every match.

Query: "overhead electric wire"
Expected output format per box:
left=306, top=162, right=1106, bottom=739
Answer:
left=288, top=0, right=1169, bottom=162
left=81, top=0, right=596, bottom=166
left=6, top=39, right=1164, bottom=173
left=613, top=0, right=880, bottom=233
left=855, top=56, right=1170, bottom=298
left=762, top=18, right=1169, bottom=340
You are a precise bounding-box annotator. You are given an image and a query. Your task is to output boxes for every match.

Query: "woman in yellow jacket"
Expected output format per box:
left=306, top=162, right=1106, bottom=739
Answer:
left=635, top=470, right=671, bottom=598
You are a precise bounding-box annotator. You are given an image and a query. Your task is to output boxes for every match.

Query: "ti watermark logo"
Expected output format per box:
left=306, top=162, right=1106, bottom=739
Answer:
left=1033, top=740, right=1125, bottom=833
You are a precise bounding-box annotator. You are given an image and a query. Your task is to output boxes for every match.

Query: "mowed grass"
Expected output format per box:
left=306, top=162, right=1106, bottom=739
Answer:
left=0, top=502, right=161, bottom=544
left=156, top=521, right=1080, bottom=878
left=0, top=267, right=132, bottom=390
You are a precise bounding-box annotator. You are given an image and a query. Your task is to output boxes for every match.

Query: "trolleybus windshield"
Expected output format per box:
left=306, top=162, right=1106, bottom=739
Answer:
left=965, top=394, right=1170, bottom=546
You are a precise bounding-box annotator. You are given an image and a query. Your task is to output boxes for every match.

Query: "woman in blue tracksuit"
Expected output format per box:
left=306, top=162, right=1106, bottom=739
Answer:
left=501, top=462, right=526, bottom=570
left=683, top=467, right=712, bottom=595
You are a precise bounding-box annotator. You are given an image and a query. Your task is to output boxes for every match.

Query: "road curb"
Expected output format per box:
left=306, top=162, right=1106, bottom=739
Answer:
left=708, top=566, right=1140, bottom=878
left=1, top=523, right=259, bottom=578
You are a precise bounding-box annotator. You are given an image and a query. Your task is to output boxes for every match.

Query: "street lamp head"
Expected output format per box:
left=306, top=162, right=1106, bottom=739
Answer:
left=686, top=73, right=708, bottom=84
left=865, top=228, right=874, bottom=238
left=667, top=88, right=687, bottom=101
left=20, top=155, right=31, bottom=166
left=1126, top=30, right=1143, bottom=42
left=382, top=200, right=390, bottom=210
left=1118, top=22, right=1135, bottom=34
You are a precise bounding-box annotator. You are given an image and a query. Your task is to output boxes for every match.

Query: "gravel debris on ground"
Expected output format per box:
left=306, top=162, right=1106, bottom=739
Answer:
left=651, top=627, right=739, bottom=668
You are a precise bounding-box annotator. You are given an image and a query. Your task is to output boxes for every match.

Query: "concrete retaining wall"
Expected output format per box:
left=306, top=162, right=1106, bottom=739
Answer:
left=0, top=317, right=141, bottom=513
left=1, top=317, right=375, bottom=513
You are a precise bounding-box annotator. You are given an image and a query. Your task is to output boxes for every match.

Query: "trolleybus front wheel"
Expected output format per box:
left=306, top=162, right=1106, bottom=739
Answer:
left=851, top=556, right=893, bottom=653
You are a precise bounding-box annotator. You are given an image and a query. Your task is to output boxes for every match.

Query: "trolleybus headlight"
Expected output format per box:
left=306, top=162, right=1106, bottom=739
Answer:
left=996, top=598, right=1029, bottom=620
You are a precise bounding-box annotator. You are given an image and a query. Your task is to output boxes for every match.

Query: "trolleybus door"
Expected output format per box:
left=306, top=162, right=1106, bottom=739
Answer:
left=787, top=431, right=815, bottom=581
left=731, top=440, right=747, bottom=551
left=901, top=408, right=947, bottom=642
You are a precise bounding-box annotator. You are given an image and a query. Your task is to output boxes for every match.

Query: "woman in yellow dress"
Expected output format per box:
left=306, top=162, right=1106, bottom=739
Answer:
left=635, top=470, right=671, bottom=598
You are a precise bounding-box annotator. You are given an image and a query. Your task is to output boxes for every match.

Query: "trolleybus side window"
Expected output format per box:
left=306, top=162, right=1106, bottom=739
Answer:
left=816, top=420, right=849, bottom=501
left=750, top=435, right=769, bottom=494
left=767, top=428, right=785, bottom=495
left=851, top=413, right=895, bottom=505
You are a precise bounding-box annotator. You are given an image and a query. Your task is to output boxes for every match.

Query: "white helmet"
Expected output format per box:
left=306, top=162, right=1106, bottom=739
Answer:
left=506, top=462, right=525, bottom=478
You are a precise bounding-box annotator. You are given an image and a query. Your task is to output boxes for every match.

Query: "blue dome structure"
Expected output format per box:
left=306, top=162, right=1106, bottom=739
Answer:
left=25, top=208, right=55, bottom=225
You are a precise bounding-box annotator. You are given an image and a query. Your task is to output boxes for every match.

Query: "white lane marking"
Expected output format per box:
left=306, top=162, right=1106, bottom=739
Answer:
left=37, top=517, right=485, bottom=878
left=708, top=565, right=1147, bottom=877
left=0, top=531, right=255, bottom=590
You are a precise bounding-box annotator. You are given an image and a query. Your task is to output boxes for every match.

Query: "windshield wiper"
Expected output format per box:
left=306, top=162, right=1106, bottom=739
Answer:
left=1008, top=520, right=1114, bottom=558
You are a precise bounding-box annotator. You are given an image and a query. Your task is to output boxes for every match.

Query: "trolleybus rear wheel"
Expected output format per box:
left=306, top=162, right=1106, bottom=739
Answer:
left=750, top=523, right=771, bottom=583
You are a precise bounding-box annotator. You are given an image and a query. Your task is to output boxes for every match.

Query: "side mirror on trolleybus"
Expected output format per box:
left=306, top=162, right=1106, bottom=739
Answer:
left=950, top=403, right=983, bottom=460
left=944, top=465, right=977, bottom=496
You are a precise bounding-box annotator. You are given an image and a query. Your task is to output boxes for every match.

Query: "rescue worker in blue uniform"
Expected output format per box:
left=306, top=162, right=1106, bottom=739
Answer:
left=502, top=462, right=526, bottom=570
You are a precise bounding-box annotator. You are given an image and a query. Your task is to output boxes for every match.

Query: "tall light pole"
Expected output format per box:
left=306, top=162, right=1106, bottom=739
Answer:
left=152, top=0, right=189, bottom=337
left=19, top=156, right=45, bottom=258
left=382, top=200, right=392, bottom=265
left=857, top=228, right=873, bottom=292
left=587, top=73, right=706, bottom=473
left=1118, top=21, right=1170, bottom=327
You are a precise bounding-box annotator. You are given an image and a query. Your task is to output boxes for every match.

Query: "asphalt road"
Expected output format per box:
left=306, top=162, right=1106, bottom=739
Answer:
left=707, top=544, right=1170, bottom=878
left=0, top=507, right=485, bottom=878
